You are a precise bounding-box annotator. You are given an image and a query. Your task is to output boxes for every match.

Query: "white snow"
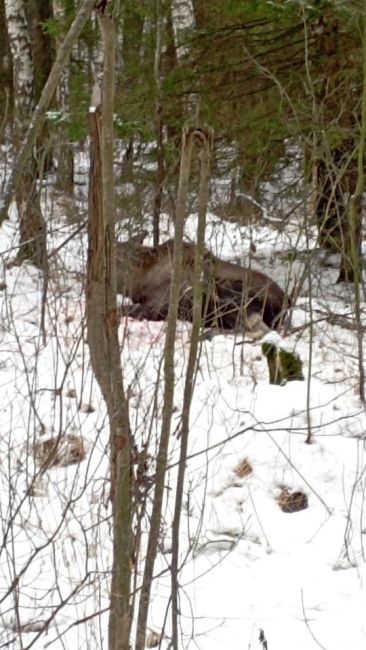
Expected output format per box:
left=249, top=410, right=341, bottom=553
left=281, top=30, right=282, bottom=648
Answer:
left=0, top=206, right=366, bottom=650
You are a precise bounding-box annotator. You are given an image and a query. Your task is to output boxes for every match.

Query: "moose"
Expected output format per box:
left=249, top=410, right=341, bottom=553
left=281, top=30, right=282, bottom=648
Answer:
left=116, top=237, right=289, bottom=334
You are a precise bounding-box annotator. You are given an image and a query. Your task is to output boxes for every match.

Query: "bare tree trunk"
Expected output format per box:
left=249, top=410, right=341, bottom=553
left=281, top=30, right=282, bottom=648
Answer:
left=4, top=0, right=33, bottom=131
left=152, top=0, right=164, bottom=247
left=135, top=126, right=194, bottom=650
left=171, top=128, right=212, bottom=650
left=86, top=6, right=133, bottom=650
left=0, top=2, right=12, bottom=120
left=0, top=0, right=96, bottom=223
left=315, top=148, right=361, bottom=283
left=191, top=0, right=206, bottom=30
left=165, top=4, right=181, bottom=142
left=4, top=0, right=47, bottom=269
left=25, top=0, right=55, bottom=174
left=346, top=3, right=366, bottom=403
left=16, top=169, right=48, bottom=269
left=53, top=0, right=74, bottom=192
left=310, top=10, right=362, bottom=284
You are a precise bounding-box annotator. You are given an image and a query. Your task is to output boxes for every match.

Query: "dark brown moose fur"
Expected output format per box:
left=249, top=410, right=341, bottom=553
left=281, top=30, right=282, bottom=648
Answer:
left=116, top=239, right=289, bottom=332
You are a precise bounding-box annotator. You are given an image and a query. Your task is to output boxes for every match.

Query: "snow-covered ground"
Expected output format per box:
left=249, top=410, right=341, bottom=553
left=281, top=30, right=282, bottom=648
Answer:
left=1, top=204, right=366, bottom=649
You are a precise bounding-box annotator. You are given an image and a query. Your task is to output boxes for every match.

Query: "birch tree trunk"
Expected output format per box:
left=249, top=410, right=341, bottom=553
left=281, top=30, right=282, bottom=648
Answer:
left=0, top=0, right=96, bottom=224
left=4, top=0, right=47, bottom=269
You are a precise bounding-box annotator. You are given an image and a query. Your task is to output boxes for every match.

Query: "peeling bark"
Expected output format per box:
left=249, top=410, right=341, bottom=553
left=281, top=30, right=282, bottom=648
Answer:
left=86, top=9, right=133, bottom=650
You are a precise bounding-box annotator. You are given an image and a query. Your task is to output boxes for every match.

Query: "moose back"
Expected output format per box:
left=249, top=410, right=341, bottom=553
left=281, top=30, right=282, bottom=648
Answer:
left=116, top=238, right=289, bottom=332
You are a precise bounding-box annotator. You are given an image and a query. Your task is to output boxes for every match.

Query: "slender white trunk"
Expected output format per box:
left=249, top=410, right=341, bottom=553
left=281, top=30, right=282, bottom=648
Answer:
left=4, top=0, right=34, bottom=137
left=171, top=0, right=198, bottom=118
left=171, top=0, right=195, bottom=58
